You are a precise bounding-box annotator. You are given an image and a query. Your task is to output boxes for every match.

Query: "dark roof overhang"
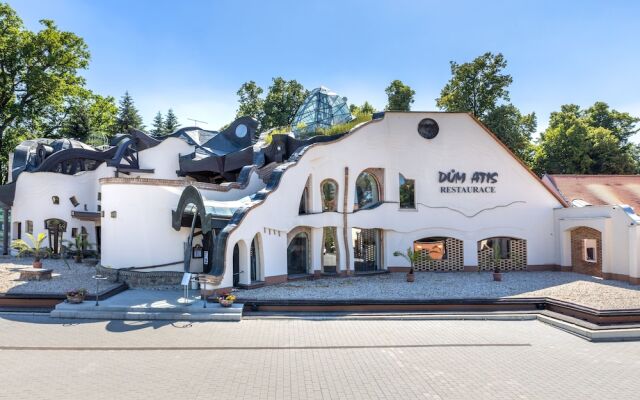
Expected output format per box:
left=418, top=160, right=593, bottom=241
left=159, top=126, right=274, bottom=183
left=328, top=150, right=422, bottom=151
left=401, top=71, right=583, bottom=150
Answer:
left=71, top=210, right=101, bottom=221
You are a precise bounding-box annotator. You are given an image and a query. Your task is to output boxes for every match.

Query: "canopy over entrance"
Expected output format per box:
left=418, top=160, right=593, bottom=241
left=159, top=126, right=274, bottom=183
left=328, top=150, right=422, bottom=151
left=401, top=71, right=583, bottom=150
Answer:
left=172, top=185, right=252, bottom=278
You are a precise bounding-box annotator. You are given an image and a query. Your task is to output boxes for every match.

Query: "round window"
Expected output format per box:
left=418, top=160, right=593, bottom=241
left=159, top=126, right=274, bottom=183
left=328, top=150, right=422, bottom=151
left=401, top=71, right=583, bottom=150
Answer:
left=418, top=118, right=439, bottom=139
left=235, top=124, right=248, bottom=138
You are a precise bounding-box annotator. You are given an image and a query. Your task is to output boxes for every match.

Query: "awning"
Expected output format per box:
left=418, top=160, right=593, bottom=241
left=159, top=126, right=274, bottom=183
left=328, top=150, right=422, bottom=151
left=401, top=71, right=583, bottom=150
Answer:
left=71, top=210, right=101, bottom=221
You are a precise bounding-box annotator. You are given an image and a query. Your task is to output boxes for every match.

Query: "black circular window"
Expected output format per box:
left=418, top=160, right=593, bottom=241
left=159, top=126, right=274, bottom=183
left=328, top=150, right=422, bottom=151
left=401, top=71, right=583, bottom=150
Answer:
left=418, top=118, right=439, bottom=139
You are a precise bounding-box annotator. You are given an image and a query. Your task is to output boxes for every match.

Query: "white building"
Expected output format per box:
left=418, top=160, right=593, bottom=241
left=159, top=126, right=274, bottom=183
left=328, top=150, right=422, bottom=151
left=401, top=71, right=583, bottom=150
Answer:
left=2, top=111, right=638, bottom=289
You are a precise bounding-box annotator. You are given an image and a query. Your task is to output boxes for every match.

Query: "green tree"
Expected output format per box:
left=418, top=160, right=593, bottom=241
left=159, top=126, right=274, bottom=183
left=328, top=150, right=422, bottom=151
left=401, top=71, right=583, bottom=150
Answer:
left=385, top=80, right=415, bottom=111
left=60, top=92, right=118, bottom=142
left=350, top=101, right=375, bottom=115
left=236, top=81, right=264, bottom=122
left=436, top=52, right=512, bottom=119
left=584, top=101, right=639, bottom=143
left=115, top=91, right=144, bottom=133
left=163, top=108, right=179, bottom=133
left=436, top=52, right=539, bottom=163
left=587, top=127, right=637, bottom=174
left=533, top=103, right=639, bottom=174
left=483, top=105, right=537, bottom=164
left=361, top=101, right=376, bottom=115
left=261, top=77, right=308, bottom=130
left=0, top=3, right=90, bottom=182
left=534, top=117, right=592, bottom=174
left=151, top=111, right=164, bottom=135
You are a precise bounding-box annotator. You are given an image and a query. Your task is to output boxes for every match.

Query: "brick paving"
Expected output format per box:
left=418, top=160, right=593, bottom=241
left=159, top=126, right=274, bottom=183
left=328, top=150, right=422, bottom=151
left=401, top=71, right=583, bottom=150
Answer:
left=0, top=315, right=638, bottom=399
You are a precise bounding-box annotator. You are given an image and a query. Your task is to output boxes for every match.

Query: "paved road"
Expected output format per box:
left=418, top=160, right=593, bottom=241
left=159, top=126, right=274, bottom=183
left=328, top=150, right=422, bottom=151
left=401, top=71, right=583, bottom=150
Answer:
left=0, top=315, right=638, bottom=399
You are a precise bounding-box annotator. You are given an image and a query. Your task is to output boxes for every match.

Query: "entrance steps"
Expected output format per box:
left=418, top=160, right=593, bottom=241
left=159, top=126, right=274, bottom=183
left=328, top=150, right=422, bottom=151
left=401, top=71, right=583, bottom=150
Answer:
left=50, top=290, right=242, bottom=321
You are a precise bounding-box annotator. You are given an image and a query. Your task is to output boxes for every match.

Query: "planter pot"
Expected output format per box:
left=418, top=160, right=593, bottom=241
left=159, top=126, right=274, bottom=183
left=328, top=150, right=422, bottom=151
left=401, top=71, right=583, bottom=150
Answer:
left=66, top=294, right=85, bottom=304
left=74, top=255, right=82, bottom=263
left=493, top=272, right=503, bottom=282
left=219, top=299, right=233, bottom=307
left=406, top=273, right=415, bottom=282
left=32, top=260, right=42, bottom=269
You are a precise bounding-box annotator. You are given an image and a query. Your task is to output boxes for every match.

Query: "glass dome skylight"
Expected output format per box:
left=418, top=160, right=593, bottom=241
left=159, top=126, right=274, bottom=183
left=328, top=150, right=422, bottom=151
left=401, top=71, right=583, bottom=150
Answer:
left=291, top=86, right=354, bottom=137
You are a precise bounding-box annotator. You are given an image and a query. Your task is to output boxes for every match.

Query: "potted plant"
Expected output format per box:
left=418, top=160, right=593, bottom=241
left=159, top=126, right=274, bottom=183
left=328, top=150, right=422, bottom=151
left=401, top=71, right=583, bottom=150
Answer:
left=11, top=232, right=50, bottom=269
left=218, top=291, right=236, bottom=307
left=66, top=288, right=87, bottom=304
left=492, top=242, right=503, bottom=282
left=64, top=233, right=93, bottom=263
left=394, top=247, right=428, bottom=282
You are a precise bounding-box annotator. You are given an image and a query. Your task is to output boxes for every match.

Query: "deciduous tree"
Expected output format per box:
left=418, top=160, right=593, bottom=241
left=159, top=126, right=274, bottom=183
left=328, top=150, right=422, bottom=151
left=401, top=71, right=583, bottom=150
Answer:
left=236, top=81, right=264, bottom=122
left=436, top=52, right=512, bottom=119
left=0, top=3, right=90, bottom=182
left=261, top=77, right=307, bottom=130
left=385, top=80, right=415, bottom=111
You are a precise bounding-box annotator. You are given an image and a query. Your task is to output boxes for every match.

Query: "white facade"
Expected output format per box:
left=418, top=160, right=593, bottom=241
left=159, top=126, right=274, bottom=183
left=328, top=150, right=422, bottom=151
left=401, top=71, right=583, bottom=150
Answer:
left=7, top=112, right=640, bottom=286
left=220, top=112, right=567, bottom=288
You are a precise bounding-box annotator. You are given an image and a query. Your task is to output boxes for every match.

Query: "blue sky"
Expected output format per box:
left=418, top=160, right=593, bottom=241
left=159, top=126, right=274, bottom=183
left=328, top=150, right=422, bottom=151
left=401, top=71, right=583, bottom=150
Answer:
left=9, top=0, right=640, bottom=138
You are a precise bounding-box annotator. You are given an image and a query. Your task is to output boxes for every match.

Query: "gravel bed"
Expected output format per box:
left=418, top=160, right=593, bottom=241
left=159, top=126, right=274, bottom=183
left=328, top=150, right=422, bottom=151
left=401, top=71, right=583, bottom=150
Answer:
left=235, top=271, right=640, bottom=311
left=0, top=256, right=120, bottom=295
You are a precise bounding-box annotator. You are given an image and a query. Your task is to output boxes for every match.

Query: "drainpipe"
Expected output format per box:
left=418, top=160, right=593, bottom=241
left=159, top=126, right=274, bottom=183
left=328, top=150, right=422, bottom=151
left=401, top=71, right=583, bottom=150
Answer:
left=342, top=167, right=351, bottom=275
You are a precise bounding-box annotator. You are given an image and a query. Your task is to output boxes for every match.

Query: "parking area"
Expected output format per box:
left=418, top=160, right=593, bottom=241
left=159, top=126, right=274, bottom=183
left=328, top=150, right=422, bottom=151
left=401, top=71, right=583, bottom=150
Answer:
left=0, top=315, right=638, bottom=399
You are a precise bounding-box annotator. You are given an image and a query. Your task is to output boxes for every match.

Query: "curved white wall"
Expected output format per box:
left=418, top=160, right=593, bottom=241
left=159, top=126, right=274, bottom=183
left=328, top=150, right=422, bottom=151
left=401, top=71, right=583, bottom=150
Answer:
left=11, top=163, right=115, bottom=246
left=225, top=112, right=564, bottom=281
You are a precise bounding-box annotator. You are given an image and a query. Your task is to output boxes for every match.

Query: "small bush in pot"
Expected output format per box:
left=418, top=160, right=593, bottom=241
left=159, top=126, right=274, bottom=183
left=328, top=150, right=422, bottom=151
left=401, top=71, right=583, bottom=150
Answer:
left=11, top=232, right=50, bottom=269
left=64, top=233, right=93, bottom=263
left=394, top=247, right=429, bottom=282
left=218, top=292, right=236, bottom=307
left=66, top=288, right=87, bottom=304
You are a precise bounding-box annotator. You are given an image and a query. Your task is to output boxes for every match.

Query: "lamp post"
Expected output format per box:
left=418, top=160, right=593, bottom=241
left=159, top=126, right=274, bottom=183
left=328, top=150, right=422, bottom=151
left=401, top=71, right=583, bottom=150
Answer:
left=92, top=274, right=108, bottom=306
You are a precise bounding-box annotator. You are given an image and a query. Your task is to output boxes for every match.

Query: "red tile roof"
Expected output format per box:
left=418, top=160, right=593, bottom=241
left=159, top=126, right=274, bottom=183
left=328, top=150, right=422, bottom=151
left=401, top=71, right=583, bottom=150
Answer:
left=543, top=174, right=640, bottom=211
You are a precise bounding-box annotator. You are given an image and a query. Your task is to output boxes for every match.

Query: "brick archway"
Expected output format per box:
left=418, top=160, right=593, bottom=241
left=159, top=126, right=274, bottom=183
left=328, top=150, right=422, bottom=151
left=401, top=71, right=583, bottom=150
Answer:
left=570, top=227, right=602, bottom=277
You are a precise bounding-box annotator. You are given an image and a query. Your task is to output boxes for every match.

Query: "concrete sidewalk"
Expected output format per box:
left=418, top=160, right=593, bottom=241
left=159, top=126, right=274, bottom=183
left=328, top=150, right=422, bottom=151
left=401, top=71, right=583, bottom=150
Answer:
left=50, top=290, right=242, bottom=321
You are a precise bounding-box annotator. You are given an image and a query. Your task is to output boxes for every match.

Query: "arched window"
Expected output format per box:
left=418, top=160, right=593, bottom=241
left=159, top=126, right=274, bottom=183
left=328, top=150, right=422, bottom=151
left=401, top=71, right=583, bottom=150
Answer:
left=44, top=218, right=67, bottom=255
left=354, top=172, right=380, bottom=210
left=321, top=179, right=338, bottom=212
left=287, top=232, right=309, bottom=275
left=250, top=234, right=262, bottom=282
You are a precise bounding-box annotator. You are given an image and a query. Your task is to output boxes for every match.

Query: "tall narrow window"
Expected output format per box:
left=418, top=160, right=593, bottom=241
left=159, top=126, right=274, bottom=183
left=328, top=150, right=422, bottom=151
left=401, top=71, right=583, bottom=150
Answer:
left=322, top=227, right=338, bottom=273
left=399, top=174, right=415, bottom=209
left=352, top=228, right=381, bottom=272
left=354, top=172, right=380, bottom=210
left=287, top=232, right=309, bottom=275
left=321, top=179, right=338, bottom=212
left=25, top=220, right=33, bottom=234
left=299, top=187, right=309, bottom=215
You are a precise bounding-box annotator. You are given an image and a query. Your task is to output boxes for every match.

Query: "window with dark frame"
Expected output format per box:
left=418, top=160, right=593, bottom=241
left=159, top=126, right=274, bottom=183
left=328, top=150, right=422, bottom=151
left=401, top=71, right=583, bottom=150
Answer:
left=25, top=220, right=33, bottom=234
left=321, top=179, right=338, bottom=212
left=399, top=174, right=415, bottom=209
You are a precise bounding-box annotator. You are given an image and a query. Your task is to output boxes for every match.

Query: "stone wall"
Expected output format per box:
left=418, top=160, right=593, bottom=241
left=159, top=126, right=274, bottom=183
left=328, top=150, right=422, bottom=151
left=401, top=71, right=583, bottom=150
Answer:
left=96, top=265, right=183, bottom=288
